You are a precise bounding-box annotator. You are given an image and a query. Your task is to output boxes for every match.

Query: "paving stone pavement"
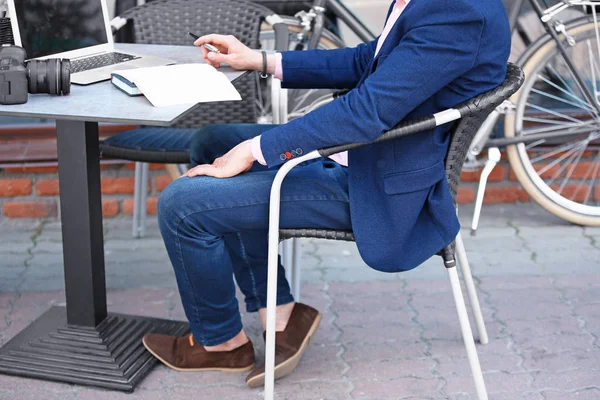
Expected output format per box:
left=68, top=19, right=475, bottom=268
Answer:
left=0, top=203, right=599, bottom=400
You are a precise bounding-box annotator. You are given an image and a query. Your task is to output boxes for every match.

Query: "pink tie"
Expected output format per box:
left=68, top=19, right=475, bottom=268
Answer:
left=375, top=0, right=408, bottom=57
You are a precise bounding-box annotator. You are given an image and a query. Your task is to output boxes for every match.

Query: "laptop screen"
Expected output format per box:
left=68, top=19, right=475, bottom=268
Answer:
left=13, top=0, right=109, bottom=59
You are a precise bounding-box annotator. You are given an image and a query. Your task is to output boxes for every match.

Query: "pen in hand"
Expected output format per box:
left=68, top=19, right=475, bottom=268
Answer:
left=188, top=32, right=221, bottom=53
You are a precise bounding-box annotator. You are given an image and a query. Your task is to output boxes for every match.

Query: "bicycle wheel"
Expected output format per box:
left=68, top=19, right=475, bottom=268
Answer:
left=259, top=18, right=344, bottom=123
left=505, top=20, right=600, bottom=225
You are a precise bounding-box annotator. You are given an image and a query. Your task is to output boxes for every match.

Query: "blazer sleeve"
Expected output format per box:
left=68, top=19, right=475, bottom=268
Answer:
left=279, top=39, right=378, bottom=89
left=259, top=6, right=485, bottom=167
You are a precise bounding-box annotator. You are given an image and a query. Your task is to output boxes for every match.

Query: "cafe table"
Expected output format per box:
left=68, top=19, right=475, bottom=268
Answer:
left=0, top=43, right=246, bottom=391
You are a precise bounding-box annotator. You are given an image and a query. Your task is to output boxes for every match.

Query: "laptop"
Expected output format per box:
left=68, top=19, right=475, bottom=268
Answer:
left=7, top=0, right=175, bottom=85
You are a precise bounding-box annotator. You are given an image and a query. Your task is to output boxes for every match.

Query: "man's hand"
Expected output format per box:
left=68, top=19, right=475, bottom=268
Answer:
left=184, top=140, right=256, bottom=179
left=194, top=34, right=276, bottom=73
left=194, top=34, right=261, bottom=70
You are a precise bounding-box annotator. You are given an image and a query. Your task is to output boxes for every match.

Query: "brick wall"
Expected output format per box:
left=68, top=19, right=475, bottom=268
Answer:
left=0, top=162, right=171, bottom=219
left=2, top=155, right=599, bottom=218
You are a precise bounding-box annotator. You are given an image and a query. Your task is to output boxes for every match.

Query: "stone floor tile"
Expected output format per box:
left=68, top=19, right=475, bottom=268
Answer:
left=346, top=358, right=435, bottom=380
left=340, top=325, right=421, bottom=344
left=437, top=351, right=523, bottom=376
left=332, top=295, right=407, bottom=313
left=301, top=343, right=341, bottom=365
left=351, top=377, right=443, bottom=399
left=0, top=390, right=79, bottom=400
left=507, top=316, right=583, bottom=338
left=495, top=302, right=572, bottom=321
left=513, top=333, right=595, bottom=354
left=328, top=281, right=406, bottom=298
left=79, top=388, right=167, bottom=400
left=163, top=367, right=247, bottom=388
left=522, top=350, right=600, bottom=372
left=532, top=369, right=600, bottom=391
left=542, top=388, right=600, bottom=400
left=552, top=274, right=600, bottom=288
left=273, top=381, right=351, bottom=400
left=335, top=309, right=414, bottom=328
left=561, top=286, right=600, bottom=305
left=479, top=275, right=553, bottom=291
left=171, top=385, right=261, bottom=400
left=343, top=341, right=427, bottom=362
left=445, top=371, right=531, bottom=396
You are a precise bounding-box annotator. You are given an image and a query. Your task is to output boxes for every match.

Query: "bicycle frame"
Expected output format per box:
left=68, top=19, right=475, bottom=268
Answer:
left=472, top=0, right=600, bottom=155
left=325, top=0, right=377, bottom=43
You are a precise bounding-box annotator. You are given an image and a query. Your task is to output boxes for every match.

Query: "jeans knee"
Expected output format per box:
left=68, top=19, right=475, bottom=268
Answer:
left=157, top=179, right=182, bottom=231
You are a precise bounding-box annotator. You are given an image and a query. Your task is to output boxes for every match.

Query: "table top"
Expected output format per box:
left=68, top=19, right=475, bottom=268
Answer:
left=0, top=44, right=247, bottom=127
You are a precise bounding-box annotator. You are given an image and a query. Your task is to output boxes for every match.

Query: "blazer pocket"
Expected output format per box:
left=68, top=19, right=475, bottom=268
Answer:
left=384, top=161, right=445, bottom=195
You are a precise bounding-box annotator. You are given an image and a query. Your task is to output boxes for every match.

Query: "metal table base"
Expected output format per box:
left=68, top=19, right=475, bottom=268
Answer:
left=0, top=306, right=188, bottom=392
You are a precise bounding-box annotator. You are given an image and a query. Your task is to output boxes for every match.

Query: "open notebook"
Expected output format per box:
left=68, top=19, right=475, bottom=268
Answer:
left=111, top=64, right=242, bottom=107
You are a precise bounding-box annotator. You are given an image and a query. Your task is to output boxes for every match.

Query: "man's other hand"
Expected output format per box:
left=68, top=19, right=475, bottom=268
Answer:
left=184, top=140, right=256, bottom=179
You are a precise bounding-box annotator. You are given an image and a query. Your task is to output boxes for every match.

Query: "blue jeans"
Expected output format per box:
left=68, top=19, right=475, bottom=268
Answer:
left=158, top=124, right=352, bottom=346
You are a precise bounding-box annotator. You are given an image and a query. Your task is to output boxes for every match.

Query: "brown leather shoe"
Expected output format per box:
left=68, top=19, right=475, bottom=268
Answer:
left=246, top=303, right=322, bottom=388
left=142, top=333, right=255, bottom=372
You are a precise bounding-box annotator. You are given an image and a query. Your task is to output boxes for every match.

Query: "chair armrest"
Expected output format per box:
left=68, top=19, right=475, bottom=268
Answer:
left=318, top=113, right=443, bottom=157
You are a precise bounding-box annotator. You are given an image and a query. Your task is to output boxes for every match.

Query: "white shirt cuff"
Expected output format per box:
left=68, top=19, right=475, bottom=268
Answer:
left=251, top=135, right=267, bottom=166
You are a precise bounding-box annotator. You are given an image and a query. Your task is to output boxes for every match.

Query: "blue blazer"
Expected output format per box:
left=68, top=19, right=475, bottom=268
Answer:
left=260, top=0, right=511, bottom=272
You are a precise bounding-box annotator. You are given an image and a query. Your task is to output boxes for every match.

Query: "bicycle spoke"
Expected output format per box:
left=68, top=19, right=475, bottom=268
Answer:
left=557, top=146, right=587, bottom=193
left=530, top=88, right=596, bottom=115
left=530, top=138, right=590, bottom=163
left=542, top=66, right=594, bottom=110
left=525, top=102, right=585, bottom=124
left=539, top=144, right=583, bottom=180
left=522, top=120, right=598, bottom=136
left=523, top=116, right=580, bottom=126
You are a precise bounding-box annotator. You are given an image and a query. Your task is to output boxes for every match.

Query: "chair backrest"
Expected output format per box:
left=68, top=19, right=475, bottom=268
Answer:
left=443, top=63, right=524, bottom=204
left=120, top=0, right=275, bottom=128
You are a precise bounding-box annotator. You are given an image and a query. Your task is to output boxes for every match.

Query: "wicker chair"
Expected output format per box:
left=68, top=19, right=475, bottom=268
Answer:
left=101, top=0, right=288, bottom=237
left=263, top=64, right=524, bottom=400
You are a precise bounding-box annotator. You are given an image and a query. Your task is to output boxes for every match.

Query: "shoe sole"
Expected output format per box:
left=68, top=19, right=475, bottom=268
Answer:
left=142, top=337, right=254, bottom=373
left=246, top=312, right=323, bottom=388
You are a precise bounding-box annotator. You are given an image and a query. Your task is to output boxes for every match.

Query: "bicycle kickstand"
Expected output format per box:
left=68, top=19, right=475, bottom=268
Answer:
left=471, top=147, right=501, bottom=236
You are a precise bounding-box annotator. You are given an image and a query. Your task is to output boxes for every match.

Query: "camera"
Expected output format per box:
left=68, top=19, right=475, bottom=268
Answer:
left=0, top=45, right=70, bottom=105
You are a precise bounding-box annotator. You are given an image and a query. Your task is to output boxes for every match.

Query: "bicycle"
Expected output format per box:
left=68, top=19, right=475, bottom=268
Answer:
left=261, top=0, right=600, bottom=228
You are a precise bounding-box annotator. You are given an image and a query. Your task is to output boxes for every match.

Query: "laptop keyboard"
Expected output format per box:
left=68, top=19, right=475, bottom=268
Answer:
left=70, top=52, right=141, bottom=74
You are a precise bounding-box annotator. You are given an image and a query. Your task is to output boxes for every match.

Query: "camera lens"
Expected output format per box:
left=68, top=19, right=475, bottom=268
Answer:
left=26, top=58, right=71, bottom=95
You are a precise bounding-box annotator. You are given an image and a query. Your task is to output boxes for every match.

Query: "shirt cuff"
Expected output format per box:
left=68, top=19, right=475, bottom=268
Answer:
left=274, top=53, right=283, bottom=81
left=251, top=135, right=267, bottom=166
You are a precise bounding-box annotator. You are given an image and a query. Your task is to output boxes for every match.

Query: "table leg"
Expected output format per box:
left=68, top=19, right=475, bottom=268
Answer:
left=0, top=120, right=188, bottom=392
left=57, top=120, right=107, bottom=326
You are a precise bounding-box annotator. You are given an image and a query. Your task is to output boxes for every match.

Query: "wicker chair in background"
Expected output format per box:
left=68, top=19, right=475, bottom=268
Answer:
left=262, top=64, right=525, bottom=400
left=101, top=0, right=288, bottom=237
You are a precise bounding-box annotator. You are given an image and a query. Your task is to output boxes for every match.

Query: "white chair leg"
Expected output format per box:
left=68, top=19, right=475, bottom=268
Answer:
left=291, top=239, right=301, bottom=302
left=448, top=265, right=488, bottom=400
left=455, top=232, right=489, bottom=345
left=265, top=151, right=321, bottom=400
left=132, top=162, right=148, bottom=238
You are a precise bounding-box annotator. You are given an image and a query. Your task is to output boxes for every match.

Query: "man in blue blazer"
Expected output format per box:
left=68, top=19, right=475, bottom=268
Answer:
left=143, top=0, right=511, bottom=388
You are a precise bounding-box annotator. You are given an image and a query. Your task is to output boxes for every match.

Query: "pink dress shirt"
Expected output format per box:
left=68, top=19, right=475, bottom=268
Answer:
left=252, top=0, right=410, bottom=166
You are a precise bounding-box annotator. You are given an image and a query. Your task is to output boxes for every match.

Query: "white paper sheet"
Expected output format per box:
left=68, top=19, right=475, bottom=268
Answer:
left=112, top=64, right=242, bottom=107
